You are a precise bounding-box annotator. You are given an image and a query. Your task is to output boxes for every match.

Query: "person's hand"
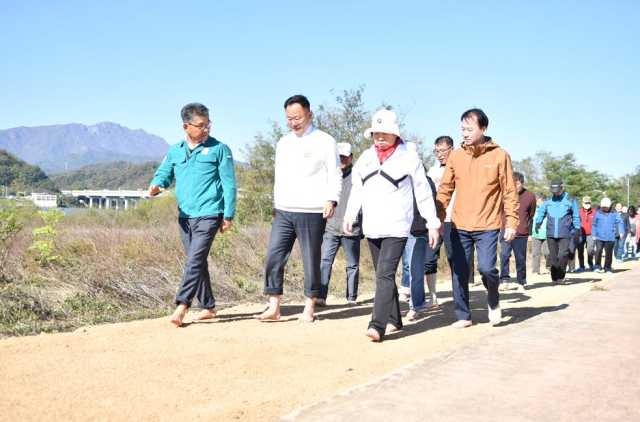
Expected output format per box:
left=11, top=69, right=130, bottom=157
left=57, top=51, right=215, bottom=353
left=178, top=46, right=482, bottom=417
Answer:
left=528, top=235, right=532, bottom=242
left=620, top=233, right=625, bottom=239
left=323, top=201, right=335, bottom=219
left=219, top=219, right=233, bottom=234
left=428, top=229, right=440, bottom=249
left=439, top=223, right=445, bottom=236
left=592, top=236, right=597, bottom=241
left=504, top=227, right=517, bottom=242
left=148, top=185, right=164, bottom=196
left=578, top=235, right=583, bottom=243
left=272, top=208, right=277, bottom=218
left=343, top=217, right=355, bottom=236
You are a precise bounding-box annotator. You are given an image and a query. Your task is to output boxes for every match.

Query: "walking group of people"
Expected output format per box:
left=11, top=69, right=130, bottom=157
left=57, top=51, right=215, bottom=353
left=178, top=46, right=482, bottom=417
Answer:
left=148, top=97, right=639, bottom=342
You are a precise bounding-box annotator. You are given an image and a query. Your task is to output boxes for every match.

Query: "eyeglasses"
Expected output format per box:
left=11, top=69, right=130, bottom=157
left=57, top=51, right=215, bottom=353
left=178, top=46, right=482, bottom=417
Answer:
left=188, top=121, right=212, bottom=131
left=433, top=147, right=452, bottom=155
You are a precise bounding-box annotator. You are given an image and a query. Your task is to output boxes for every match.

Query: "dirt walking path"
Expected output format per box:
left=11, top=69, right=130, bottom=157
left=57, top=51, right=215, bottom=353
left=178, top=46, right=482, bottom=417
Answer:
left=2, top=260, right=638, bottom=422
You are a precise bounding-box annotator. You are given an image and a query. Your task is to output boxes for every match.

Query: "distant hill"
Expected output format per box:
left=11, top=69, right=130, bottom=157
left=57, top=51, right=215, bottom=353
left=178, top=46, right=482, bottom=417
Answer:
left=0, top=122, right=170, bottom=174
left=50, top=161, right=160, bottom=190
left=0, top=149, right=55, bottom=192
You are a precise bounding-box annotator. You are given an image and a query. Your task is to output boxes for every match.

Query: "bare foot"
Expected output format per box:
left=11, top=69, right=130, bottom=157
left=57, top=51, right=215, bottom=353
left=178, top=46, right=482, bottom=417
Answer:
left=298, top=298, right=316, bottom=323
left=451, top=320, right=473, bottom=329
left=193, top=308, right=218, bottom=321
left=170, top=304, right=187, bottom=326
left=385, top=324, right=400, bottom=334
left=365, top=328, right=381, bottom=341
left=254, top=295, right=281, bottom=321
left=253, top=308, right=281, bottom=321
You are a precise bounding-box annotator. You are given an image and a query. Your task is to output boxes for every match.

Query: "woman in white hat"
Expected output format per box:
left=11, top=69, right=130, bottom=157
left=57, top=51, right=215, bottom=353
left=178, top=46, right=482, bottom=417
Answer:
left=343, top=109, right=441, bottom=341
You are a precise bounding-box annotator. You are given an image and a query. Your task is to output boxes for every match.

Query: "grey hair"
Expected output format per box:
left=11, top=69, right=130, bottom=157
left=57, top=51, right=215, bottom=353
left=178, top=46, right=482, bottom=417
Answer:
left=181, top=103, right=209, bottom=123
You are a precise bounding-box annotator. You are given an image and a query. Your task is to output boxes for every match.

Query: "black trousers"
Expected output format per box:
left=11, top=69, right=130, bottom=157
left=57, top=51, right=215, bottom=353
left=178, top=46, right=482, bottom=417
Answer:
left=547, top=237, right=571, bottom=282
left=175, top=215, right=222, bottom=309
left=367, top=237, right=407, bottom=337
left=595, top=240, right=615, bottom=271
left=263, top=210, right=326, bottom=297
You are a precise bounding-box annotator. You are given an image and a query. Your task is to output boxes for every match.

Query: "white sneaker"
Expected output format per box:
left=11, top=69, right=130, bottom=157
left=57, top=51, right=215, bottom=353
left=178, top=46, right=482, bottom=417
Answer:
left=488, top=304, right=502, bottom=325
left=517, top=284, right=526, bottom=293
left=347, top=300, right=359, bottom=307
left=399, top=293, right=410, bottom=303
left=556, top=279, right=565, bottom=285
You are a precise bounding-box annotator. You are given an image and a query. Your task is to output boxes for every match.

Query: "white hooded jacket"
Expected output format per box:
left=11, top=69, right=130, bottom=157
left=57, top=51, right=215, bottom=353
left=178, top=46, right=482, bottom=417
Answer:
left=345, top=143, right=440, bottom=238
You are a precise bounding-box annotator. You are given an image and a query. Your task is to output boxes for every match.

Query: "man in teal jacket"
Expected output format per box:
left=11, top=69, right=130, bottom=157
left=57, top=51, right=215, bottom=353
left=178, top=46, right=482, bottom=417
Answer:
left=149, top=103, right=237, bottom=326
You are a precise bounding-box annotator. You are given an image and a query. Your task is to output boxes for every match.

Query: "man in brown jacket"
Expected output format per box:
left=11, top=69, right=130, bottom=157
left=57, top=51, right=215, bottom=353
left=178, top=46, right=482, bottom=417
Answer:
left=436, top=109, right=519, bottom=328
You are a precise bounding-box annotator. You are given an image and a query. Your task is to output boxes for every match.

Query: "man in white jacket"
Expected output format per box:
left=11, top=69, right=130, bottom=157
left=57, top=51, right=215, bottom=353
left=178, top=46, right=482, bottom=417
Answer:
left=255, top=95, right=342, bottom=323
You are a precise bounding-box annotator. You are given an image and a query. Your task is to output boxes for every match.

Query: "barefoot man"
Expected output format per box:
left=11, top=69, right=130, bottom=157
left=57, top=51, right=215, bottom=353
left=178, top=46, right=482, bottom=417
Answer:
left=254, top=95, right=342, bottom=323
left=149, top=103, right=237, bottom=326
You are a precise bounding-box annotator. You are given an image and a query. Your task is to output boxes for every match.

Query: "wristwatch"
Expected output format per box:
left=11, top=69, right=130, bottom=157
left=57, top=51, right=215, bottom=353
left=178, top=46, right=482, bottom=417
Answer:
left=223, top=217, right=233, bottom=222
left=328, top=200, right=337, bottom=207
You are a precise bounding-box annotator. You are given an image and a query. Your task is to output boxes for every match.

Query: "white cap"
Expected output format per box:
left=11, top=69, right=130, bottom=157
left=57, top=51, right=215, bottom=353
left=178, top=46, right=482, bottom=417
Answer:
left=337, top=142, right=353, bottom=156
left=364, top=109, right=400, bottom=139
left=622, top=206, right=628, bottom=213
left=601, top=197, right=611, bottom=207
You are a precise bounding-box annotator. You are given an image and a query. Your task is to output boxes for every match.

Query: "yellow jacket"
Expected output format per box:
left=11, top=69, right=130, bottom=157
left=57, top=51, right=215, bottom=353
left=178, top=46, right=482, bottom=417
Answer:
left=435, top=138, right=519, bottom=231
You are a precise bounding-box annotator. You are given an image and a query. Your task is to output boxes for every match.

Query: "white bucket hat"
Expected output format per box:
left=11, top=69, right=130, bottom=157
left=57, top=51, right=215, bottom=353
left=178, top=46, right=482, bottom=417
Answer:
left=364, top=109, right=400, bottom=139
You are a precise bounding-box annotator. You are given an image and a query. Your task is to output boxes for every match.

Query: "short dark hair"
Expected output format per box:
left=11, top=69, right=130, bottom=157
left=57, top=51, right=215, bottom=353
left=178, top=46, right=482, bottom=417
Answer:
left=514, top=172, right=524, bottom=183
left=629, top=205, right=636, bottom=217
left=461, top=108, right=489, bottom=129
left=434, top=135, right=454, bottom=148
left=181, top=103, right=209, bottom=123
left=284, top=95, right=310, bottom=111
left=536, top=193, right=547, bottom=201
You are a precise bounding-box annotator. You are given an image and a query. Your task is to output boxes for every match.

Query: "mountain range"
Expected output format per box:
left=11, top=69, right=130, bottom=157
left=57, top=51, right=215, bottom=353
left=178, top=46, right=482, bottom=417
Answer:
left=0, top=122, right=170, bottom=174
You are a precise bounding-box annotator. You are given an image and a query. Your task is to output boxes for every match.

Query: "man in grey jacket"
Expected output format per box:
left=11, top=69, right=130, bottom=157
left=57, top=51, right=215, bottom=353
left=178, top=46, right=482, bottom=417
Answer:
left=318, top=143, right=361, bottom=306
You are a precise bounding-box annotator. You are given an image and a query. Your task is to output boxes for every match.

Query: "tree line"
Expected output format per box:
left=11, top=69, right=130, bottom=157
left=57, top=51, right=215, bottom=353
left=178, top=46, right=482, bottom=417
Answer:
left=236, top=86, right=640, bottom=223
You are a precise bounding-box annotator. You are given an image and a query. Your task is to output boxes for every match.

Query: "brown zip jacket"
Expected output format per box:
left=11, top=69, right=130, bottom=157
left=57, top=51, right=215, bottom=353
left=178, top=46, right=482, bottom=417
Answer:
left=435, top=137, right=519, bottom=231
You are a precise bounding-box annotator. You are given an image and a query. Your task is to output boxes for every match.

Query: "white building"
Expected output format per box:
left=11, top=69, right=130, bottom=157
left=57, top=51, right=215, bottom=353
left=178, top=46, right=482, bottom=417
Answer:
left=30, top=193, right=57, bottom=208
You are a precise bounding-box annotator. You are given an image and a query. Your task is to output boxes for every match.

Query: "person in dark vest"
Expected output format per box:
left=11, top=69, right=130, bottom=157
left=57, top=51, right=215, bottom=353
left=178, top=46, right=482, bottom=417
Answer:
left=318, top=142, right=361, bottom=307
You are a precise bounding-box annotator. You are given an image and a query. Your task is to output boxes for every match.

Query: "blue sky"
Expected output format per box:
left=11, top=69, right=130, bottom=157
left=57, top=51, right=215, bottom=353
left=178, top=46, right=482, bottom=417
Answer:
left=1, top=0, right=638, bottom=178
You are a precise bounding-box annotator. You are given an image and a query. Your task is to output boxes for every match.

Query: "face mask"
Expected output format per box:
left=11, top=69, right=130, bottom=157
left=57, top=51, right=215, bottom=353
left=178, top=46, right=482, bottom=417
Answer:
left=584, top=204, right=591, bottom=210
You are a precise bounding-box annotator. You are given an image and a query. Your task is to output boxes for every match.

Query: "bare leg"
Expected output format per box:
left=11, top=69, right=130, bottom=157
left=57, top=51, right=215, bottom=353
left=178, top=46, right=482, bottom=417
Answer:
left=365, top=328, right=381, bottom=341
left=254, top=295, right=282, bottom=321
left=298, top=297, right=316, bottom=323
left=194, top=308, right=218, bottom=321
left=170, top=303, right=188, bottom=326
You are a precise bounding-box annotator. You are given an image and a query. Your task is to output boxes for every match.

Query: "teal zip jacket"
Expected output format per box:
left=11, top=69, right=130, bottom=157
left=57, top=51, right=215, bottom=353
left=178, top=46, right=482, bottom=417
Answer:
left=150, top=137, right=237, bottom=219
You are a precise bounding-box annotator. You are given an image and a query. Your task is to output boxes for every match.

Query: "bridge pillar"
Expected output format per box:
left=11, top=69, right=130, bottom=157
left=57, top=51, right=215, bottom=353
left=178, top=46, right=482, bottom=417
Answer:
left=124, top=198, right=129, bottom=210
left=105, top=197, right=110, bottom=209
left=89, top=197, right=94, bottom=208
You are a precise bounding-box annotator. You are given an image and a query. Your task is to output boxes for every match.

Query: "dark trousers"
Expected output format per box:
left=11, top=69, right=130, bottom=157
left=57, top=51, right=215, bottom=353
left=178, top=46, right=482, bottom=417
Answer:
left=425, top=221, right=453, bottom=275
left=175, top=215, right=222, bottom=309
left=367, top=237, right=407, bottom=337
left=499, top=236, right=528, bottom=285
left=263, top=210, right=326, bottom=297
left=320, top=232, right=361, bottom=301
left=595, top=240, right=615, bottom=271
left=577, top=235, right=595, bottom=268
left=450, top=229, right=500, bottom=321
left=547, top=237, right=571, bottom=281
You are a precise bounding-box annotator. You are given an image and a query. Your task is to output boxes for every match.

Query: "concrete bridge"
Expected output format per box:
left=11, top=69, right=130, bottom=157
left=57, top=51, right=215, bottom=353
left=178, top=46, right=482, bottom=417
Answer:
left=61, top=189, right=153, bottom=210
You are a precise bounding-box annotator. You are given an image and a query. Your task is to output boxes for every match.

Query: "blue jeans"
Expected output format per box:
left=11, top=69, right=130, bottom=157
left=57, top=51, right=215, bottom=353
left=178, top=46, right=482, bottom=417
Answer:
left=401, top=233, right=429, bottom=310
left=623, top=235, right=636, bottom=259
left=320, top=232, right=361, bottom=301
left=614, top=236, right=625, bottom=260
left=450, top=229, right=500, bottom=321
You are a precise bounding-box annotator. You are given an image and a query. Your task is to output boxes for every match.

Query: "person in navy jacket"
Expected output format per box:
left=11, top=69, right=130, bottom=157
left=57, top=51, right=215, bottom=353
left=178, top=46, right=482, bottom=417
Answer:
left=591, top=197, right=625, bottom=273
left=535, top=179, right=581, bottom=285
